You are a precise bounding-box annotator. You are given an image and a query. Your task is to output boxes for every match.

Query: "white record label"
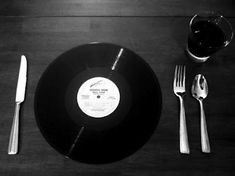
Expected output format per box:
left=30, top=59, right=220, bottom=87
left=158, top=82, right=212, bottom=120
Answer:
left=77, top=77, right=120, bottom=118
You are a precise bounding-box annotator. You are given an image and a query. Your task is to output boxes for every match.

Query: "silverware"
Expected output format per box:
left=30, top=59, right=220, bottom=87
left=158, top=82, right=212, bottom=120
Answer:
left=173, top=65, right=190, bottom=154
left=191, top=74, right=211, bottom=153
left=8, top=55, right=27, bottom=155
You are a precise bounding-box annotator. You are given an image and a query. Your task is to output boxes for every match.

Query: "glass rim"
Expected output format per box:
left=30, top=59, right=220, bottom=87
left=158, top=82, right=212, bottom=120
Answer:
left=189, top=11, right=234, bottom=45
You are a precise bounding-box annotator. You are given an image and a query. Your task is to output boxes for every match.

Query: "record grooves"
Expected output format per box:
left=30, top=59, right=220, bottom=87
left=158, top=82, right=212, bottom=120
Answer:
left=67, top=126, right=85, bottom=156
left=34, top=43, right=162, bottom=164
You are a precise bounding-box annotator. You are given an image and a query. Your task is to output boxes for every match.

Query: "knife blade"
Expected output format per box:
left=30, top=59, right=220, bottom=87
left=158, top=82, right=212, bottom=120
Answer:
left=8, top=55, right=27, bottom=155
left=15, top=55, right=27, bottom=103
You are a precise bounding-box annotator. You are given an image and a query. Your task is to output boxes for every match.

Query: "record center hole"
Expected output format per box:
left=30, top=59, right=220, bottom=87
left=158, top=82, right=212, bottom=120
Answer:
left=97, top=95, right=101, bottom=99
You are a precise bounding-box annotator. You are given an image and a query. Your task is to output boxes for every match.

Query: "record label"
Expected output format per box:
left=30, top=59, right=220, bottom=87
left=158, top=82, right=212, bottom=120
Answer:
left=77, top=77, right=120, bottom=118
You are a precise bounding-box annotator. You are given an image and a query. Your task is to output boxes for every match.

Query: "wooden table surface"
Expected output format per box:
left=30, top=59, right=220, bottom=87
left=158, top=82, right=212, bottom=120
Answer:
left=1, top=0, right=235, bottom=175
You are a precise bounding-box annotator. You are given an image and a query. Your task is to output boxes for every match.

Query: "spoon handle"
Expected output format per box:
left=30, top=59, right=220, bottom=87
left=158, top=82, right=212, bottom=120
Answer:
left=179, top=96, right=190, bottom=154
left=199, top=100, right=211, bottom=153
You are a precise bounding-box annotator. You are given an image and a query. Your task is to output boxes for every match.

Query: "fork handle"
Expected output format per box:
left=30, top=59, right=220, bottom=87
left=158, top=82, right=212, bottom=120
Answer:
left=8, top=103, right=20, bottom=155
left=199, top=100, right=211, bottom=153
left=179, top=97, right=190, bottom=154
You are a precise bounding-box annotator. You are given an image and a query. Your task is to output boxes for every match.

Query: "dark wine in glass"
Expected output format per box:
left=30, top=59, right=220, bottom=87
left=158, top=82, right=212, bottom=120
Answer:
left=186, top=12, right=233, bottom=62
left=188, top=20, right=226, bottom=57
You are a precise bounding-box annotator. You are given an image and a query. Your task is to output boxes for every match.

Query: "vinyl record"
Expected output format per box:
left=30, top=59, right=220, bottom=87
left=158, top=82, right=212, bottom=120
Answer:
left=34, top=43, right=162, bottom=164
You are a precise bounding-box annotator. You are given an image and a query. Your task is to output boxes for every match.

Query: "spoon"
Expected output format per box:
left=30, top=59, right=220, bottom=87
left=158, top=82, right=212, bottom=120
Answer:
left=191, top=74, right=211, bottom=153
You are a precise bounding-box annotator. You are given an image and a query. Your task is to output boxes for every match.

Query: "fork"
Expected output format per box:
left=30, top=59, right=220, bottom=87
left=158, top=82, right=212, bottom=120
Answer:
left=173, top=65, right=190, bottom=154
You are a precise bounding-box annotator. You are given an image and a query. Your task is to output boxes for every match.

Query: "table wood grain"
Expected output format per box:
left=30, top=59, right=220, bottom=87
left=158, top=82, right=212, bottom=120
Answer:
left=1, top=0, right=235, bottom=17
left=0, top=0, right=235, bottom=175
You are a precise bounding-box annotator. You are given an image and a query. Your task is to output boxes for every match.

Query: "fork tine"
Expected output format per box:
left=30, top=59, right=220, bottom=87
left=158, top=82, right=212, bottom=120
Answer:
left=174, top=65, right=178, bottom=87
left=178, top=65, right=182, bottom=87
left=180, top=65, right=183, bottom=87
left=178, top=65, right=181, bottom=87
left=182, top=65, right=186, bottom=87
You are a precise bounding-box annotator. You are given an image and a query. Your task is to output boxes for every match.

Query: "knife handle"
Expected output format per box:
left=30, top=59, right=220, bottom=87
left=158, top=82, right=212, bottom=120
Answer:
left=8, top=103, right=20, bottom=155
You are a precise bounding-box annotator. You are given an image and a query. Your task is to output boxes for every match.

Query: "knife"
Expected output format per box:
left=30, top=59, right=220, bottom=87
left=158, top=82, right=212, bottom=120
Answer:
left=8, top=55, right=27, bottom=155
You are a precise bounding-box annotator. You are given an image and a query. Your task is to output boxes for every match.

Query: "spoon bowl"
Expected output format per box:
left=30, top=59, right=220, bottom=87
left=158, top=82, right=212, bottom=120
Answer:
left=191, top=74, right=208, bottom=100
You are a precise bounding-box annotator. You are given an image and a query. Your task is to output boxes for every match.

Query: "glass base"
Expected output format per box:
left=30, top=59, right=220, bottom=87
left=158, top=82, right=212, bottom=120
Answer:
left=186, top=45, right=210, bottom=63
